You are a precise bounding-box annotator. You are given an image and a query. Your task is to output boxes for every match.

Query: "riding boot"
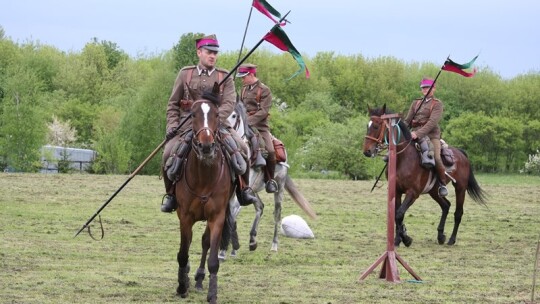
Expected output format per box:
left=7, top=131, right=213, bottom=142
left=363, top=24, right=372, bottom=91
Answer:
left=418, top=137, right=435, bottom=169
left=436, top=163, right=448, bottom=197
left=265, top=153, right=278, bottom=193
left=161, top=174, right=178, bottom=213
left=238, top=167, right=261, bottom=206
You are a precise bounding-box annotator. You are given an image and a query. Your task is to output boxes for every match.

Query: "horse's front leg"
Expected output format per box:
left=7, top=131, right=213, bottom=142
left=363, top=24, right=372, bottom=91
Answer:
left=206, top=219, right=224, bottom=304
left=271, top=187, right=284, bottom=251
left=395, top=192, right=416, bottom=247
left=249, top=194, right=264, bottom=251
left=177, top=217, right=193, bottom=298
left=195, top=226, right=210, bottom=291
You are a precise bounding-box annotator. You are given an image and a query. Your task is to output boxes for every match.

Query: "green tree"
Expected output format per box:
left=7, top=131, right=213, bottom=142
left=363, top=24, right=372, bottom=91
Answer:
left=296, top=115, right=373, bottom=180
left=119, top=62, right=174, bottom=174
left=0, top=66, right=47, bottom=171
left=92, top=106, right=132, bottom=174
left=90, top=38, right=129, bottom=70
left=171, top=32, right=204, bottom=71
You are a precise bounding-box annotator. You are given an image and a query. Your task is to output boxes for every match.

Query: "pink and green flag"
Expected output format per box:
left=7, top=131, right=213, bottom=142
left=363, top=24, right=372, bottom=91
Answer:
left=442, top=55, right=478, bottom=77
left=252, top=0, right=281, bottom=23
left=263, top=25, right=310, bottom=79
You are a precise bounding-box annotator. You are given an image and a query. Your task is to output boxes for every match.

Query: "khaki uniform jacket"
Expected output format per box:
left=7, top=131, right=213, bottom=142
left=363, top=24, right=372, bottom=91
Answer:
left=403, top=97, right=443, bottom=139
left=166, top=65, right=236, bottom=133
left=241, top=80, right=272, bottom=132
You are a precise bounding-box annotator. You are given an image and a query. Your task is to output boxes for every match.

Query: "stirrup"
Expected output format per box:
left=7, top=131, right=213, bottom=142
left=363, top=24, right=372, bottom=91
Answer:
left=438, top=185, right=448, bottom=197
left=161, top=194, right=178, bottom=213
left=265, top=179, right=278, bottom=193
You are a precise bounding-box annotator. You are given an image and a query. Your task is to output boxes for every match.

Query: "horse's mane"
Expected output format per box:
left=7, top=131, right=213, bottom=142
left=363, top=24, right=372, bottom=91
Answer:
left=234, top=101, right=250, bottom=137
left=369, top=106, right=412, bottom=141
left=201, top=89, right=220, bottom=108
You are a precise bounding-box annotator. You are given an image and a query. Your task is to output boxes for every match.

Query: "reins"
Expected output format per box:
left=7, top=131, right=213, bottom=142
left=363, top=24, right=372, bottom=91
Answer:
left=181, top=149, right=226, bottom=204
left=181, top=105, right=225, bottom=204
left=365, top=115, right=412, bottom=156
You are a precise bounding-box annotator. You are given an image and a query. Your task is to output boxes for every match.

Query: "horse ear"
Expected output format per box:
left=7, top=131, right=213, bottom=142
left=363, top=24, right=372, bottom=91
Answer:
left=382, top=103, right=387, bottom=114
left=367, top=103, right=371, bottom=114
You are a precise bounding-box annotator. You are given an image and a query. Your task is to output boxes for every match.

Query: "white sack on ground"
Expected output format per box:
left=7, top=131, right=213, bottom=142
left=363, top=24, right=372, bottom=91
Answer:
left=280, top=214, right=315, bottom=239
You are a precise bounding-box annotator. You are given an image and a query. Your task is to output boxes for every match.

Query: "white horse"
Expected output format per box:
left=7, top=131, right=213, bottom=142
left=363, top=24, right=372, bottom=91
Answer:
left=219, top=102, right=316, bottom=258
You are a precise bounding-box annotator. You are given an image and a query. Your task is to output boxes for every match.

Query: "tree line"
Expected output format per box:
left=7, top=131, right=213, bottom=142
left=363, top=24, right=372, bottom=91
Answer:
left=1, top=27, right=539, bottom=179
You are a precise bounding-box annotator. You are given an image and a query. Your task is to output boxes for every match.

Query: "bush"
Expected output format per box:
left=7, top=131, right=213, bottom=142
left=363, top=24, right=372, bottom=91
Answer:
left=520, top=150, right=540, bottom=175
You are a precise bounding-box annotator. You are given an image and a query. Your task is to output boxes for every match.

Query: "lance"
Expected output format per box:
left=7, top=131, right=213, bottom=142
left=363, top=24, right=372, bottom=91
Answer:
left=370, top=56, right=449, bottom=192
left=236, top=5, right=254, bottom=64
left=75, top=13, right=292, bottom=238
left=73, top=115, right=191, bottom=238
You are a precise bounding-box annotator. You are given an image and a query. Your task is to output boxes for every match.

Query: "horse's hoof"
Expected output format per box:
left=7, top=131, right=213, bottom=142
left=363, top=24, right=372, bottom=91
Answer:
left=249, top=242, right=258, bottom=251
left=230, top=250, right=238, bottom=257
left=176, top=287, right=189, bottom=298
left=403, top=236, right=413, bottom=247
left=218, top=250, right=226, bottom=261
left=271, top=243, right=278, bottom=252
left=438, top=235, right=446, bottom=245
left=179, top=292, right=188, bottom=298
left=447, top=239, right=456, bottom=246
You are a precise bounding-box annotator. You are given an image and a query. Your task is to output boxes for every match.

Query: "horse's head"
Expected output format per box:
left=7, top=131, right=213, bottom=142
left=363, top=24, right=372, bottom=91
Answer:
left=363, top=104, right=389, bottom=158
left=227, top=100, right=248, bottom=139
left=190, top=83, right=221, bottom=161
left=363, top=104, right=411, bottom=158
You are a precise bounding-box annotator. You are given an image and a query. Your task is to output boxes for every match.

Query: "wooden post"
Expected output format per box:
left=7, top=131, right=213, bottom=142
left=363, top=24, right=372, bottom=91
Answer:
left=359, top=113, right=421, bottom=283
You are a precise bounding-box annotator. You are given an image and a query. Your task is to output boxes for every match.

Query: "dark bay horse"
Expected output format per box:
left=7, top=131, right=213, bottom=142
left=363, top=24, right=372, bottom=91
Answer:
left=219, top=102, right=316, bottom=256
left=173, top=88, right=234, bottom=303
left=363, top=105, right=487, bottom=246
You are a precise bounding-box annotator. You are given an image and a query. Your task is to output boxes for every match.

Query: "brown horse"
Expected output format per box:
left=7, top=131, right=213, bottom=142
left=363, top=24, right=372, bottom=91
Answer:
left=363, top=105, right=487, bottom=246
left=173, top=88, right=234, bottom=303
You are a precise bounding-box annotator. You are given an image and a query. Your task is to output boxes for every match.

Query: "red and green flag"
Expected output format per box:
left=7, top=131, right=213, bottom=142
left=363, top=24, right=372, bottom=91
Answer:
left=263, top=25, right=310, bottom=79
left=442, top=55, right=478, bottom=77
left=252, top=0, right=281, bottom=24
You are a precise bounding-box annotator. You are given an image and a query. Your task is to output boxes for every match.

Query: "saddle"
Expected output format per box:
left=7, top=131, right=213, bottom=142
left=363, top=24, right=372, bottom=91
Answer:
left=165, top=127, right=248, bottom=182
left=440, top=139, right=455, bottom=166
left=246, top=126, right=287, bottom=167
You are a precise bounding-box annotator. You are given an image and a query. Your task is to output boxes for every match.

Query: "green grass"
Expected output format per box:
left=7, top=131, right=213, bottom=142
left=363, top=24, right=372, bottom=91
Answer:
left=1, top=173, right=539, bottom=303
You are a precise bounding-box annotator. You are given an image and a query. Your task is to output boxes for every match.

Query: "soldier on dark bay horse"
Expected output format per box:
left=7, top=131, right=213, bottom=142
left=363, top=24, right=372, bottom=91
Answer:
left=364, top=104, right=487, bottom=246
left=161, top=34, right=260, bottom=214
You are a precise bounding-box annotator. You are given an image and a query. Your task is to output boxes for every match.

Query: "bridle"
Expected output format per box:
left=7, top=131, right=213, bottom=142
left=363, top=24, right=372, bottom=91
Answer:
left=182, top=99, right=225, bottom=204
left=364, top=115, right=412, bottom=155
left=191, top=100, right=218, bottom=160
left=364, top=116, right=388, bottom=151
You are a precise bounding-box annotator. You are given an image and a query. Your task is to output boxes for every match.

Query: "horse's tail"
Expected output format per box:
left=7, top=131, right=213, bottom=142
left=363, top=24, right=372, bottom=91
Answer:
left=284, top=175, right=317, bottom=220
left=461, top=149, right=488, bottom=206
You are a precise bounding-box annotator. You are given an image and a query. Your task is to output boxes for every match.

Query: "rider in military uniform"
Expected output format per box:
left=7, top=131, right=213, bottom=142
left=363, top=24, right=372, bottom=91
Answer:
left=236, top=63, right=278, bottom=193
left=161, top=34, right=260, bottom=213
left=403, top=77, right=448, bottom=197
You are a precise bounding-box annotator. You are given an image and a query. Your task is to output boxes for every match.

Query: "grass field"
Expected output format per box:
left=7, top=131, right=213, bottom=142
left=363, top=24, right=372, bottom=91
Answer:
left=1, top=172, right=539, bottom=303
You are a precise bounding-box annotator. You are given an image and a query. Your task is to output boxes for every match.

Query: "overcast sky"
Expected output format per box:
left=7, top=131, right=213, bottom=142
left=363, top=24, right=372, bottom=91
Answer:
left=2, top=0, right=539, bottom=79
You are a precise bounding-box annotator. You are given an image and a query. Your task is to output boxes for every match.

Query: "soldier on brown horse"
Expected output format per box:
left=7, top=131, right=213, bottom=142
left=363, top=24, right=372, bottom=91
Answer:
left=363, top=104, right=487, bottom=246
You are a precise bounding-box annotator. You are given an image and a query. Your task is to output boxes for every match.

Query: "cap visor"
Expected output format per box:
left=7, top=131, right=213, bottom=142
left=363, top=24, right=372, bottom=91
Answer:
left=201, top=45, right=219, bottom=52
left=236, top=72, right=248, bottom=78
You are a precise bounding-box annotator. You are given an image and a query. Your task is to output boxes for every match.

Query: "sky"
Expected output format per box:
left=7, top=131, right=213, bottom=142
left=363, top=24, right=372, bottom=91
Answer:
left=2, top=0, right=539, bottom=79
